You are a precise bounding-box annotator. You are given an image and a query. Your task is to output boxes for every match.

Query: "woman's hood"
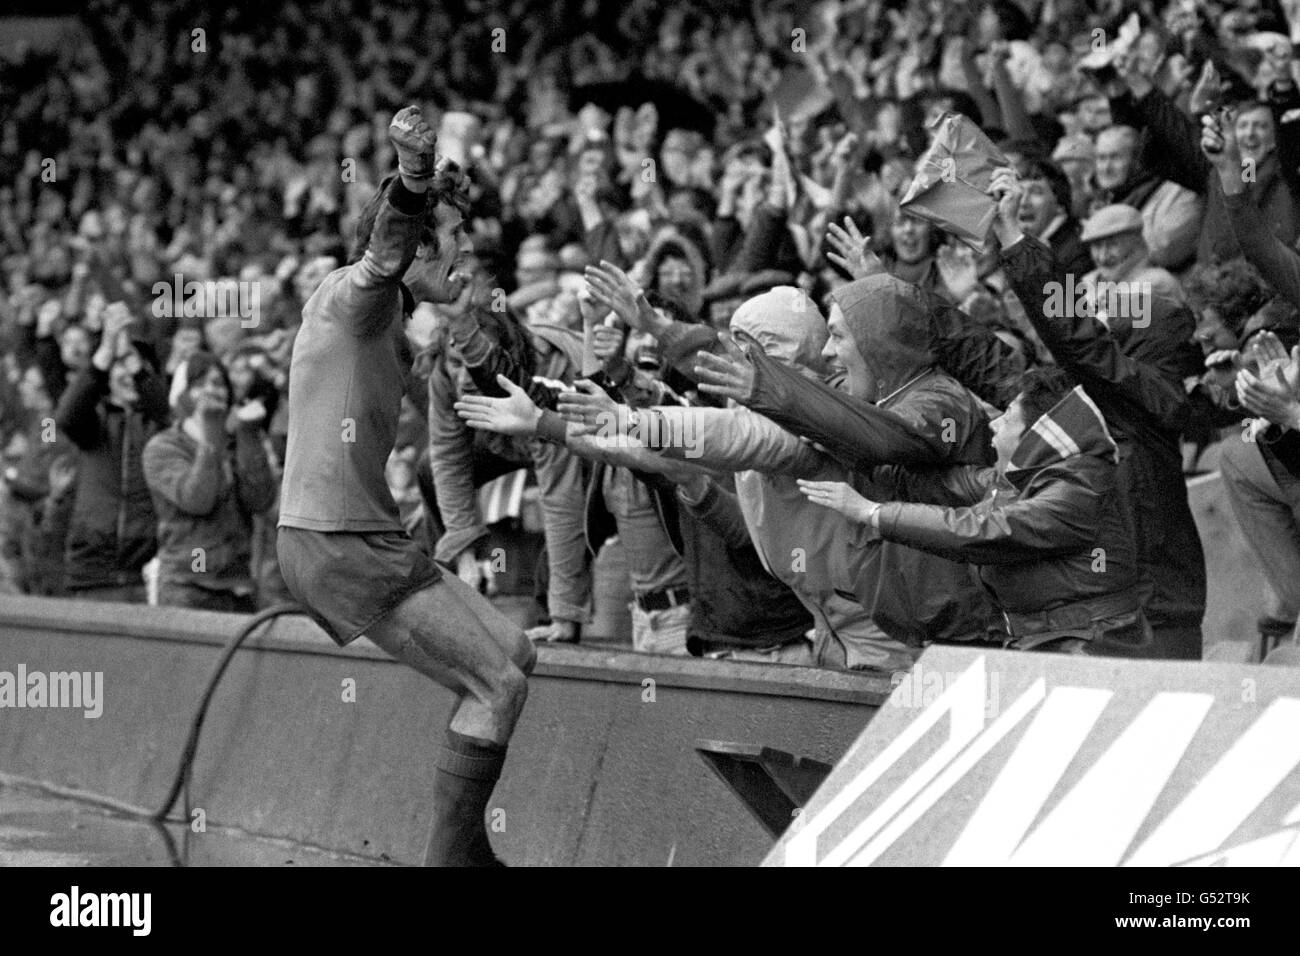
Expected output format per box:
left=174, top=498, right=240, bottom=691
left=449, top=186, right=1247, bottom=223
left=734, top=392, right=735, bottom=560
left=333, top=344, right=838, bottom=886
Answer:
left=830, top=274, right=933, bottom=396
left=729, top=286, right=827, bottom=373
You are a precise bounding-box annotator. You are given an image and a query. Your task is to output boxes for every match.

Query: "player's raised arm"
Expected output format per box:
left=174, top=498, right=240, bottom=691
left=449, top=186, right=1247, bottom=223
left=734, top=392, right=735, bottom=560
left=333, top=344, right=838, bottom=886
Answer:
left=331, top=106, right=440, bottom=336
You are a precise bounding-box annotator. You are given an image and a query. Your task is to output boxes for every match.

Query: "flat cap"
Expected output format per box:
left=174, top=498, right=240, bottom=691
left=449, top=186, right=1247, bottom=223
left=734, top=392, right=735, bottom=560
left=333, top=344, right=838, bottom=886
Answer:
left=1079, top=203, right=1144, bottom=243
left=1051, top=134, right=1095, bottom=164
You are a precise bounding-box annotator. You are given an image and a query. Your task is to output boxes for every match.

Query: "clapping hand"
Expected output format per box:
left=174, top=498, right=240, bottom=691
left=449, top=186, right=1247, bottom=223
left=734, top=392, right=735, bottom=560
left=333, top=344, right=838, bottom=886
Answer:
left=1237, top=332, right=1300, bottom=430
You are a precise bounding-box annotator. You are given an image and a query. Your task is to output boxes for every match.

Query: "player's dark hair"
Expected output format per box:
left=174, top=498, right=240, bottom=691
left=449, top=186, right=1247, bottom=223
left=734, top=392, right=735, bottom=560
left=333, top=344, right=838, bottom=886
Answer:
left=349, top=166, right=472, bottom=266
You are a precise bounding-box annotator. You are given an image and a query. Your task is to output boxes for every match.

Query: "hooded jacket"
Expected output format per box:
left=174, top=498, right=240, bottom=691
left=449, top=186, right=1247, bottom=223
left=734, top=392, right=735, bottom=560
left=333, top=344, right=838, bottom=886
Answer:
left=651, top=287, right=974, bottom=671
left=735, top=275, right=998, bottom=646
left=873, top=386, right=1148, bottom=653
left=635, top=226, right=711, bottom=317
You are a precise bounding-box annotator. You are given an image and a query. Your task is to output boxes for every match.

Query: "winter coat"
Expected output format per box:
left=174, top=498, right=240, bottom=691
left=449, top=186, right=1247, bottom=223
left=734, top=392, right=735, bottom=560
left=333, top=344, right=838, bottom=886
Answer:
left=1000, top=237, right=1207, bottom=635
left=54, top=365, right=169, bottom=591
left=874, top=385, right=1149, bottom=653
left=142, top=422, right=275, bottom=593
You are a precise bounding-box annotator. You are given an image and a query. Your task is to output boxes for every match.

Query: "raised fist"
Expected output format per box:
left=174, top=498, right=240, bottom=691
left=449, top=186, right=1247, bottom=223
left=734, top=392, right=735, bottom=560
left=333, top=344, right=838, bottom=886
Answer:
left=388, top=106, right=438, bottom=179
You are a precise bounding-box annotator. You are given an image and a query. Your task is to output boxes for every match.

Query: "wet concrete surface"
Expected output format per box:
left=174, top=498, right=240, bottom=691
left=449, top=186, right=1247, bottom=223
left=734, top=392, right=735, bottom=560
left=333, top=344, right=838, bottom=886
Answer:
left=0, top=783, right=394, bottom=867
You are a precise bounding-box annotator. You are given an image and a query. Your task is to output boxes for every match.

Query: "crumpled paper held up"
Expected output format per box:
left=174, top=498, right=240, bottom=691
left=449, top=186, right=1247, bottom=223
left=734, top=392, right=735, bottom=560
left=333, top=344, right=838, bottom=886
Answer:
left=899, top=112, right=1010, bottom=249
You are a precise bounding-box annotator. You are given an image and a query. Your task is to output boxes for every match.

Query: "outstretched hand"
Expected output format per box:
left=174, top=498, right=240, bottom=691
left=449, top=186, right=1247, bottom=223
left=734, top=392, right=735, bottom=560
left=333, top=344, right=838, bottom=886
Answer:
left=584, top=260, right=649, bottom=330
left=556, top=379, right=619, bottom=433
left=795, top=479, right=881, bottom=527
left=694, top=332, right=757, bottom=404
left=825, top=216, right=881, bottom=279
left=454, top=374, right=543, bottom=437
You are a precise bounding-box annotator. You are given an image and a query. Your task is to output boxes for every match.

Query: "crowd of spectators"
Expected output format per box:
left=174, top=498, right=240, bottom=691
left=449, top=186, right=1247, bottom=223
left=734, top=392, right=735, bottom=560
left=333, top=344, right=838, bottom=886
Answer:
left=4, top=0, right=1300, bottom=666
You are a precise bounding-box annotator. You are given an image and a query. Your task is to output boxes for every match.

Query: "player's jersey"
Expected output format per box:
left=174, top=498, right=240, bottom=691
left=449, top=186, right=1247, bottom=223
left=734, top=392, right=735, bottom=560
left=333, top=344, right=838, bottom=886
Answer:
left=279, top=188, right=422, bottom=533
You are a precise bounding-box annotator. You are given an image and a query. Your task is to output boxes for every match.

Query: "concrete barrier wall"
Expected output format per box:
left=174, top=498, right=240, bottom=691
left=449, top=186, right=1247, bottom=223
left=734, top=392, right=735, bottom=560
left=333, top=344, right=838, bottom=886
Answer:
left=0, top=597, right=886, bottom=866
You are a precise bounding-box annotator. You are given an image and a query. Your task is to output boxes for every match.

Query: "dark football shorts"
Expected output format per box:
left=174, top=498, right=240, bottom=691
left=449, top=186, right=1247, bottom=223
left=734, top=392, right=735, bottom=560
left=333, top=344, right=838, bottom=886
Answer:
left=277, top=526, right=444, bottom=647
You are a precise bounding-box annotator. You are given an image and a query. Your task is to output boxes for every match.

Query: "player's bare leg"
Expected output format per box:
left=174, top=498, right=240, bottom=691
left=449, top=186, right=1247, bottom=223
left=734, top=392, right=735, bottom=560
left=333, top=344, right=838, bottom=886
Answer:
left=365, top=576, right=536, bottom=866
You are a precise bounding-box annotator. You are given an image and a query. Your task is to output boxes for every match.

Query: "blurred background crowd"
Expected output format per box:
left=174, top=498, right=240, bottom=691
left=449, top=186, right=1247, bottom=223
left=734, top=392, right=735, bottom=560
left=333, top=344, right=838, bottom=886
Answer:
left=3, top=0, right=1300, bottom=666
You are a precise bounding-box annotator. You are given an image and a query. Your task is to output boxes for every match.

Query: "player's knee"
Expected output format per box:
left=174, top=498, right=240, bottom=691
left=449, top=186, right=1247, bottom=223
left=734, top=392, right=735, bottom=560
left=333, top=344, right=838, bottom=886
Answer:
left=490, top=664, right=528, bottom=719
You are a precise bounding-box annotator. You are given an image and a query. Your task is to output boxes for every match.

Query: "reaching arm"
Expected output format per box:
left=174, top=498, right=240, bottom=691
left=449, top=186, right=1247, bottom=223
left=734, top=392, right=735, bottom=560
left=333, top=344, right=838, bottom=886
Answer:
left=329, top=180, right=425, bottom=338
left=637, top=403, right=829, bottom=476
left=447, top=309, right=561, bottom=411
left=715, top=341, right=963, bottom=470
left=876, top=465, right=1105, bottom=565
left=998, top=235, right=1191, bottom=432
left=326, top=106, right=441, bottom=338
left=989, top=51, right=1036, bottom=143
left=1128, top=85, right=1211, bottom=194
